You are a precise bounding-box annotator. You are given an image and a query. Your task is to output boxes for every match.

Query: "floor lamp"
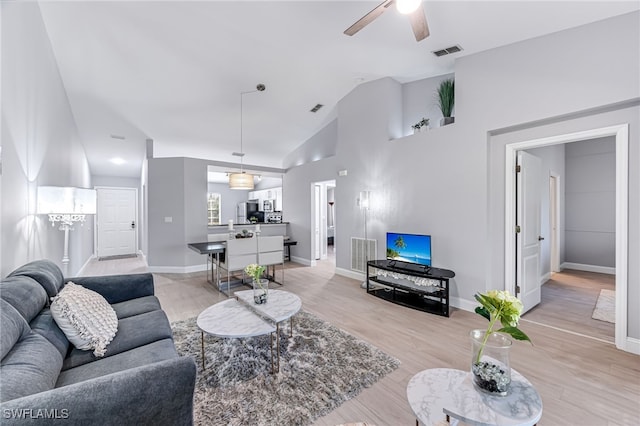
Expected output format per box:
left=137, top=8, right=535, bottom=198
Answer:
left=37, top=186, right=97, bottom=276
left=359, top=191, right=370, bottom=289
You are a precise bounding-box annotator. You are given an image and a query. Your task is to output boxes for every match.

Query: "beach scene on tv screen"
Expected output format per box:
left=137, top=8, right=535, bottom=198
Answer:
left=386, top=233, right=431, bottom=266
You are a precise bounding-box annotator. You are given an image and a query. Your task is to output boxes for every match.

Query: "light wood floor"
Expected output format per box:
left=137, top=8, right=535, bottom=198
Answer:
left=82, top=256, right=640, bottom=426
left=523, top=270, right=616, bottom=343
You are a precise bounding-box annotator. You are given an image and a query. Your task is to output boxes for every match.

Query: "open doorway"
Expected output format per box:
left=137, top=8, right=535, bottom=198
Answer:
left=518, top=139, right=616, bottom=343
left=505, top=124, right=629, bottom=352
left=311, top=180, right=336, bottom=271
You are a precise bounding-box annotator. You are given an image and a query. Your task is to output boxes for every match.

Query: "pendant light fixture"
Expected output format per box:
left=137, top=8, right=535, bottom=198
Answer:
left=229, top=83, right=266, bottom=190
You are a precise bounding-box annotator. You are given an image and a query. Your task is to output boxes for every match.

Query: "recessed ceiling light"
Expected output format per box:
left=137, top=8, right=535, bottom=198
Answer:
left=110, top=157, right=126, bottom=165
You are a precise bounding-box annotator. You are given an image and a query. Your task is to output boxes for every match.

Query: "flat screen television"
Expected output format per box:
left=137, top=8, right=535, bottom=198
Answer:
left=386, top=232, right=432, bottom=267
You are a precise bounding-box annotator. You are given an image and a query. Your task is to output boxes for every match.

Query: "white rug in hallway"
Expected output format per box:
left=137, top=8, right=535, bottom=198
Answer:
left=592, top=289, right=615, bottom=323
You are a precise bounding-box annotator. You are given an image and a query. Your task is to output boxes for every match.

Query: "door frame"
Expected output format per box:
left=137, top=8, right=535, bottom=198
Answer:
left=549, top=173, right=561, bottom=274
left=94, top=186, right=139, bottom=258
left=504, top=124, right=629, bottom=352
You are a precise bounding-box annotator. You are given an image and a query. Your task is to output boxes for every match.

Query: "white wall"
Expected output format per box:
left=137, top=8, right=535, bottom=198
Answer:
left=285, top=12, right=639, bottom=339
left=402, top=73, right=455, bottom=135
left=1, top=2, right=93, bottom=277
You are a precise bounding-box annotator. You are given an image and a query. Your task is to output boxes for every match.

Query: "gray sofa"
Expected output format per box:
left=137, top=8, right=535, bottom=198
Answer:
left=0, top=259, right=196, bottom=425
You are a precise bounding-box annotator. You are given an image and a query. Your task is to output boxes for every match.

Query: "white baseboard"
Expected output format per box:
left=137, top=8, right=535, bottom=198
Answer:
left=561, top=262, right=615, bottom=275
left=148, top=264, right=207, bottom=274
left=622, top=337, right=640, bottom=355
left=335, top=267, right=365, bottom=281
left=76, top=255, right=97, bottom=276
left=291, top=256, right=312, bottom=266
left=540, top=272, right=551, bottom=285
left=449, top=297, right=476, bottom=313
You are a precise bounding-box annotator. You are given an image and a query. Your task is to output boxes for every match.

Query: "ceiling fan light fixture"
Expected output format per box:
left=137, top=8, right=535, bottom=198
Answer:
left=229, top=172, right=254, bottom=190
left=396, top=0, right=421, bottom=15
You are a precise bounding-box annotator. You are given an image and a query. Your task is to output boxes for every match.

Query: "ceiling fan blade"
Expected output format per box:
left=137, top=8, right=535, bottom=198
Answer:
left=344, top=0, right=395, bottom=37
left=408, top=4, right=430, bottom=41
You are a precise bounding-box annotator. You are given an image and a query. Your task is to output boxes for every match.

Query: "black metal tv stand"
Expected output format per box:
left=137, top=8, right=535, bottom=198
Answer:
left=366, top=260, right=455, bottom=317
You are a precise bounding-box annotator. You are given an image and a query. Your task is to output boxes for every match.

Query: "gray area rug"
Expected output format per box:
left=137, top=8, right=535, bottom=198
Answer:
left=592, top=289, right=615, bottom=323
left=171, top=311, right=400, bottom=425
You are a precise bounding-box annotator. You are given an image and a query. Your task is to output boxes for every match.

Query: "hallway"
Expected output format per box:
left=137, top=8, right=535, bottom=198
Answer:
left=522, top=269, right=615, bottom=343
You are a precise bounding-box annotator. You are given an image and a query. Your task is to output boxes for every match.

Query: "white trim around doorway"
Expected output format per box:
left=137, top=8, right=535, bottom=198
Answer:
left=504, top=124, right=632, bottom=354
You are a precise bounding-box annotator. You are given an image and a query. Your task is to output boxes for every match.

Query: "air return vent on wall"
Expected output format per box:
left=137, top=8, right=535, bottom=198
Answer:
left=351, top=237, right=377, bottom=273
left=432, top=44, right=463, bottom=57
left=310, top=104, right=324, bottom=113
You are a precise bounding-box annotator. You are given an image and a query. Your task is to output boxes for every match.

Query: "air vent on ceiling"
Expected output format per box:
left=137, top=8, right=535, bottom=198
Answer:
left=310, top=104, right=324, bottom=113
left=110, top=134, right=126, bottom=140
left=432, top=45, right=463, bottom=57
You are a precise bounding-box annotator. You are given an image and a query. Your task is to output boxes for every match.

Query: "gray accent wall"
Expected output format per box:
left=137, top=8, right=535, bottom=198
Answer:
left=207, top=182, right=249, bottom=224
left=565, top=136, right=616, bottom=268
left=285, top=12, right=639, bottom=338
left=146, top=157, right=285, bottom=271
left=1, top=2, right=94, bottom=277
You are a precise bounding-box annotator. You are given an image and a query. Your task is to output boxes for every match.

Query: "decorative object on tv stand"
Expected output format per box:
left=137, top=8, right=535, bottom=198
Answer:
left=471, top=290, right=532, bottom=396
left=228, top=83, right=266, bottom=190
left=436, top=78, right=455, bottom=126
left=245, top=264, right=268, bottom=304
left=37, top=186, right=97, bottom=276
left=411, top=117, right=430, bottom=133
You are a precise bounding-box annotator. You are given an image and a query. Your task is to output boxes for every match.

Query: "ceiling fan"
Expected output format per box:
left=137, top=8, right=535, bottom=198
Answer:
left=344, top=0, right=430, bottom=42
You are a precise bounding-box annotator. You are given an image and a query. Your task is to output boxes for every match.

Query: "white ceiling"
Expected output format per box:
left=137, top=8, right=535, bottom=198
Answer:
left=37, top=0, right=639, bottom=178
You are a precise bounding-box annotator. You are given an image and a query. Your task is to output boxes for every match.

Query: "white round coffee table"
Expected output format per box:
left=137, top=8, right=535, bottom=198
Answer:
left=234, top=289, right=302, bottom=372
left=196, top=290, right=302, bottom=374
left=197, top=299, right=276, bottom=371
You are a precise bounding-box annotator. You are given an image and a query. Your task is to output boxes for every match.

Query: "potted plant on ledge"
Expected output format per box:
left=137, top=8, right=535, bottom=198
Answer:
left=437, top=78, right=455, bottom=126
left=412, top=118, right=430, bottom=133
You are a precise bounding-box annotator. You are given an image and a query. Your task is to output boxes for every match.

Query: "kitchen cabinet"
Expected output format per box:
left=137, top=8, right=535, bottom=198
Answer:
left=248, top=187, right=282, bottom=211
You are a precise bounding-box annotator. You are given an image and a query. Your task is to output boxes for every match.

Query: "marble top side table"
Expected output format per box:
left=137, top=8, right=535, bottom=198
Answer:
left=407, top=368, right=542, bottom=426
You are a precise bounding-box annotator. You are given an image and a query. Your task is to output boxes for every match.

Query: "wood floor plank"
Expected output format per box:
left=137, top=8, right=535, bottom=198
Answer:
left=80, top=256, right=640, bottom=425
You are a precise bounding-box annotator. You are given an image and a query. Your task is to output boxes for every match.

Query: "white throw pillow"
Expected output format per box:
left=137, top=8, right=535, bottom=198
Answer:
left=50, top=281, right=118, bottom=357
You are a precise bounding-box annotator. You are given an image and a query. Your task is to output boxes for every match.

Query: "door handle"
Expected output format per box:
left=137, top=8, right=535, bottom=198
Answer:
left=538, top=236, right=544, bottom=241
left=131, top=221, right=136, bottom=229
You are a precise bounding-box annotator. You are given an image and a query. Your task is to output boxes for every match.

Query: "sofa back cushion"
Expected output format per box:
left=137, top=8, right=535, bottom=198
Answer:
left=8, top=259, right=64, bottom=297
left=0, top=300, right=63, bottom=402
left=0, top=300, right=29, bottom=360
left=0, top=275, right=48, bottom=322
left=29, top=308, right=70, bottom=359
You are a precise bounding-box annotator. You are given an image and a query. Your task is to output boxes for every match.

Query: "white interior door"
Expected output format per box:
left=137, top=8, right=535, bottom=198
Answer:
left=517, top=151, right=542, bottom=313
left=97, top=188, right=137, bottom=258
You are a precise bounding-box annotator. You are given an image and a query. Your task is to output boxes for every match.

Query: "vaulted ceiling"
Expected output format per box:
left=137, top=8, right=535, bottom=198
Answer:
left=36, top=1, right=639, bottom=178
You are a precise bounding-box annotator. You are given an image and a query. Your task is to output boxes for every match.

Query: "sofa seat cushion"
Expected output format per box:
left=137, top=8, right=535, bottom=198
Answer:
left=51, top=282, right=118, bottom=357
left=111, top=295, right=162, bottom=319
left=55, top=338, right=178, bottom=388
left=62, top=309, right=173, bottom=370
left=0, top=332, right=63, bottom=402
left=29, top=308, right=70, bottom=359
